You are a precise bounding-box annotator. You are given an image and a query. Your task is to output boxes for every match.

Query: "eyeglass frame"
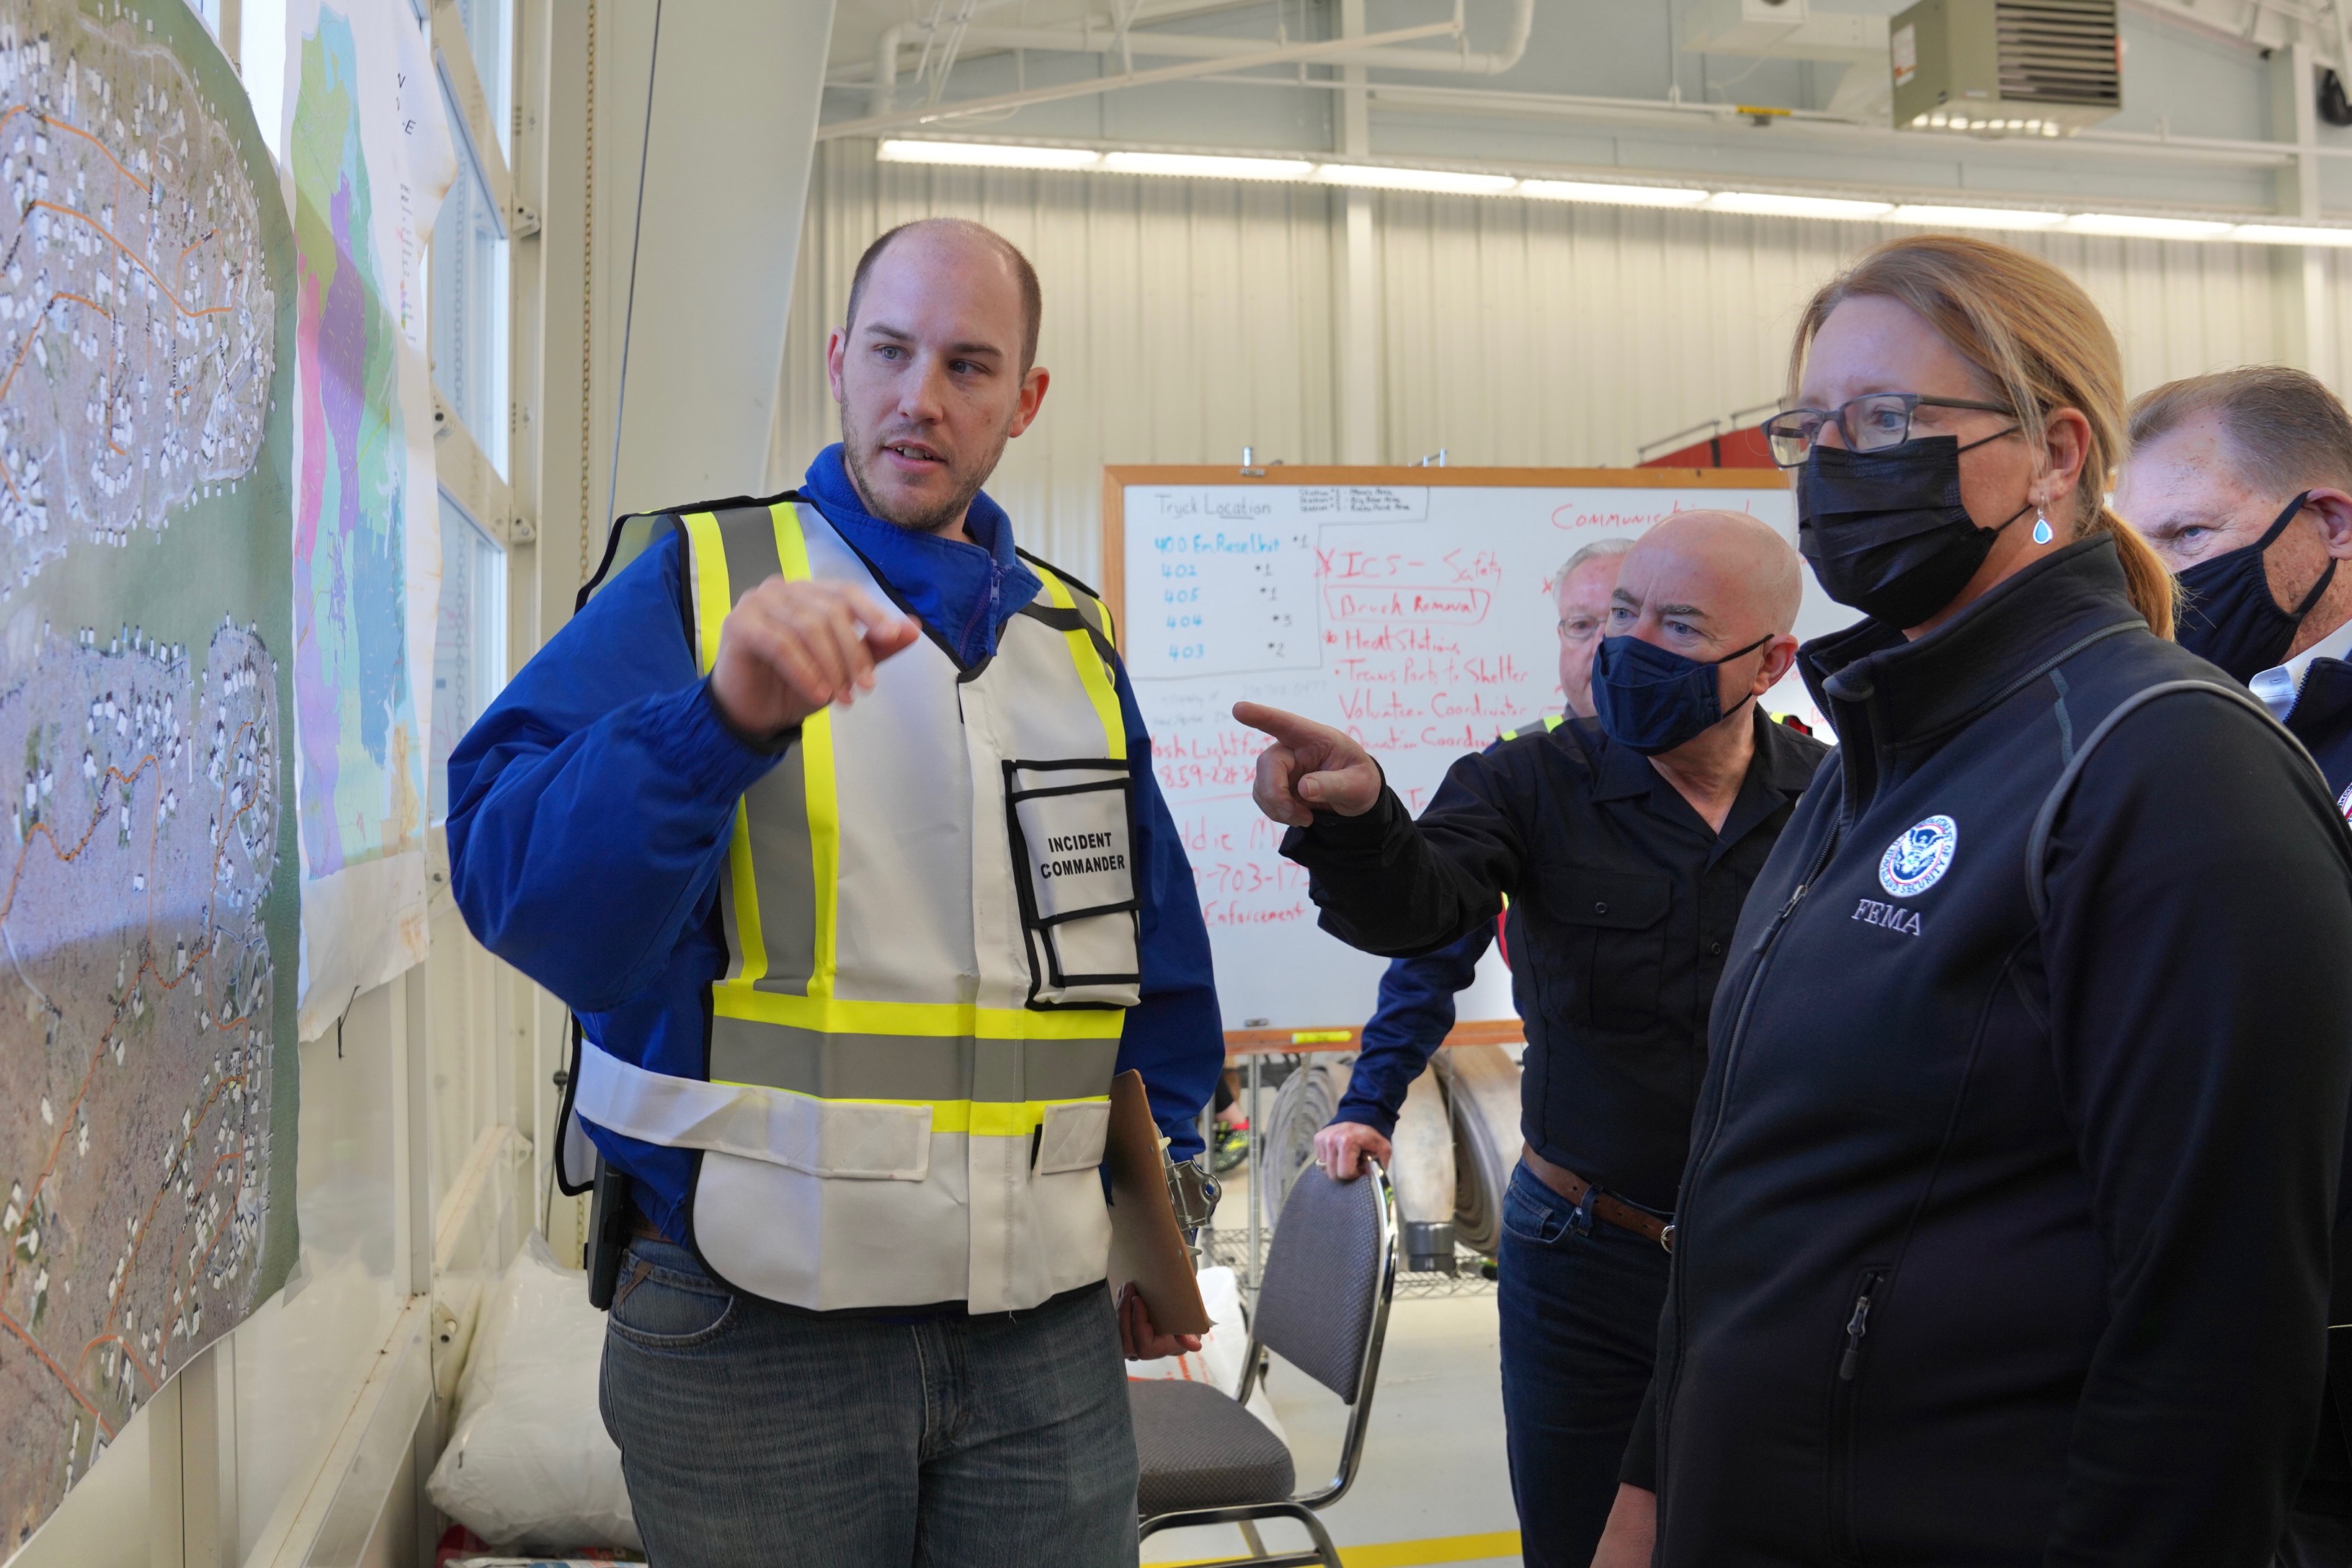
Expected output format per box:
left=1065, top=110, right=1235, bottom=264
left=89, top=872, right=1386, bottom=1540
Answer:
left=1760, top=393, right=2017, bottom=468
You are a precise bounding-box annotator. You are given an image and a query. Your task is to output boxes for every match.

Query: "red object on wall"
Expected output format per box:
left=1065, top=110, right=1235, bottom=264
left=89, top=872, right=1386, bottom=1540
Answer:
left=1639, top=424, right=1778, bottom=470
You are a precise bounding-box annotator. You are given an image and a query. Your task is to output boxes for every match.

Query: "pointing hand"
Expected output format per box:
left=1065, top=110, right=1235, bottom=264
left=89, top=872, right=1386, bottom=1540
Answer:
left=710, top=578, right=922, bottom=740
left=1231, top=702, right=1382, bottom=826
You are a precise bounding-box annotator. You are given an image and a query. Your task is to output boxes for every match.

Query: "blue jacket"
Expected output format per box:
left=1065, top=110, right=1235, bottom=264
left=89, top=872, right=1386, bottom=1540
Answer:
left=447, top=447, right=1226, bottom=1244
left=1332, top=924, right=1493, bottom=1137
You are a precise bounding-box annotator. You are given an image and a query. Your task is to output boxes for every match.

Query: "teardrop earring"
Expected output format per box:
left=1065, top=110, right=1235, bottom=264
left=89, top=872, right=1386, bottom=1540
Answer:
left=2031, top=502, right=2054, bottom=545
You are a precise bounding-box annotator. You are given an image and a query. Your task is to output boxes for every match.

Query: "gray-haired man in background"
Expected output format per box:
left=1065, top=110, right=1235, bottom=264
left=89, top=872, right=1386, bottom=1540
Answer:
left=2116, top=365, right=2352, bottom=1568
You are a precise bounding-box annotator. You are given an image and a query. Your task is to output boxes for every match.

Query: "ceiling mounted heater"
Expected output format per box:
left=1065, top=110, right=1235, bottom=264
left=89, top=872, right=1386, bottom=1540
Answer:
left=1891, top=0, right=2121, bottom=136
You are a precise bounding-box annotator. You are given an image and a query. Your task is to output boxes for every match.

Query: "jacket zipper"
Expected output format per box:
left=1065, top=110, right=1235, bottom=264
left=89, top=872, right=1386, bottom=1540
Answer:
left=1829, top=1270, right=1886, bottom=1560
left=1838, top=1275, right=1878, bottom=1382
left=1655, top=829, right=1840, bottom=1554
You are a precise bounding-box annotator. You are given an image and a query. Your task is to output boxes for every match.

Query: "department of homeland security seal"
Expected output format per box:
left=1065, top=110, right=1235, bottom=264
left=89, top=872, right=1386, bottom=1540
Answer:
left=1879, top=815, right=1958, bottom=898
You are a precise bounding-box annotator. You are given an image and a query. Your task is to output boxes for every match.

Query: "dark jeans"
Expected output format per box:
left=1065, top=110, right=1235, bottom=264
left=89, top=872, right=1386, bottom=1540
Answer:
left=1498, top=1160, right=1673, bottom=1568
left=600, top=1237, right=1141, bottom=1568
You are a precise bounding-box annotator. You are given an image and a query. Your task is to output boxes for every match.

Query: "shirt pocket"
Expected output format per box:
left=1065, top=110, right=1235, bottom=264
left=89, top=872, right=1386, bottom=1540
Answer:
left=1531, top=865, right=1672, bottom=1033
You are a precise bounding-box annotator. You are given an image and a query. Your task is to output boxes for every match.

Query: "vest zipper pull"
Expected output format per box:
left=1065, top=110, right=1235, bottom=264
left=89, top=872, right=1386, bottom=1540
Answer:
left=1754, top=883, right=1808, bottom=953
left=1839, top=1274, right=1880, bottom=1381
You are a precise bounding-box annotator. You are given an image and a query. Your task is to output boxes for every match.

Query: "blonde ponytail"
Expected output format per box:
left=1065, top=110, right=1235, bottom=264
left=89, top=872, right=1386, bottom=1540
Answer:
left=1791, top=235, right=2178, bottom=638
left=2093, top=505, right=2176, bottom=639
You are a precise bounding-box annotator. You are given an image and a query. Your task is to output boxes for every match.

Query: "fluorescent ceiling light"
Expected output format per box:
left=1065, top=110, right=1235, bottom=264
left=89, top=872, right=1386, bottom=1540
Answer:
left=2062, top=212, right=2232, bottom=240
left=1100, top=151, right=1316, bottom=180
left=1519, top=179, right=1710, bottom=208
left=1706, top=191, right=1895, bottom=220
left=878, top=140, right=1103, bottom=171
left=1315, top=164, right=1519, bottom=196
left=2231, top=223, right=2352, bottom=248
left=1889, top=203, right=2067, bottom=230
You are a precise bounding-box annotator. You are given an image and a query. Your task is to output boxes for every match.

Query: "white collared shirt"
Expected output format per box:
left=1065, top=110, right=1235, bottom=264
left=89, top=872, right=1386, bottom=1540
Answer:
left=2250, top=614, right=2352, bottom=721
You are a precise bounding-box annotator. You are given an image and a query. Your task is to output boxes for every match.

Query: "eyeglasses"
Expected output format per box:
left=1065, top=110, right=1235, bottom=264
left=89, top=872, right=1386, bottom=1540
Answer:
left=1761, top=393, right=2015, bottom=467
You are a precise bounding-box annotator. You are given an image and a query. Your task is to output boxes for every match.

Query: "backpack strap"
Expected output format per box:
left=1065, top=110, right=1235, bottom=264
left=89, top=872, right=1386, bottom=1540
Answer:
left=2024, top=679, right=2322, bottom=922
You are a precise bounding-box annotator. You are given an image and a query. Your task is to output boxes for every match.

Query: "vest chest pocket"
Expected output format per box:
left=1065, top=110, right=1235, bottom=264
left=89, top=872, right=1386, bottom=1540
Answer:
left=1532, top=866, right=1672, bottom=1033
left=769, top=1093, right=933, bottom=1180
left=1007, top=760, right=1143, bottom=1008
left=1034, top=1099, right=1113, bottom=1175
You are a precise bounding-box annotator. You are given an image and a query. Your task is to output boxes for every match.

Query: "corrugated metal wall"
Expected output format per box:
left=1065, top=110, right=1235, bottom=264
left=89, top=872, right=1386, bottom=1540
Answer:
left=775, top=140, right=2352, bottom=584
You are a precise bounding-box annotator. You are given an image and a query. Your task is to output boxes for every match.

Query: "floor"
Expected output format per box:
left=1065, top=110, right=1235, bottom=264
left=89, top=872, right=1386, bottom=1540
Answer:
left=1144, top=1147, right=1522, bottom=1568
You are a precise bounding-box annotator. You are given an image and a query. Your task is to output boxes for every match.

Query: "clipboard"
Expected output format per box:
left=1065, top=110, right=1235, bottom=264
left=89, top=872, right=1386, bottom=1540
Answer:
left=1104, top=1069, right=1213, bottom=1337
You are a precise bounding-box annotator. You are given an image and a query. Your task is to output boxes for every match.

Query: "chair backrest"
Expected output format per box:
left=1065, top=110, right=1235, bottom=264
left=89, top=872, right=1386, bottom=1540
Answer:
left=1252, top=1160, right=1395, bottom=1404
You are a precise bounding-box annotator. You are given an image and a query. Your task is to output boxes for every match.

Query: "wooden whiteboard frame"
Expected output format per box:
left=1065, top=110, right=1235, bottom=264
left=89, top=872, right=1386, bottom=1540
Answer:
left=1101, top=464, right=1790, bottom=1055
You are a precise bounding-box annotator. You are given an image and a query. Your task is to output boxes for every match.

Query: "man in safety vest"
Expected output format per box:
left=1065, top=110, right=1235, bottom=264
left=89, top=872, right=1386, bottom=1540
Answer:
left=447, top=218, right=1226, bottom=1567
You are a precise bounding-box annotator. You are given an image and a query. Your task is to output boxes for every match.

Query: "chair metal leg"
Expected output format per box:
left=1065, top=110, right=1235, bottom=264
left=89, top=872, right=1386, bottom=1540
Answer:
left=1139, top=1502, right=1342, bottom=1568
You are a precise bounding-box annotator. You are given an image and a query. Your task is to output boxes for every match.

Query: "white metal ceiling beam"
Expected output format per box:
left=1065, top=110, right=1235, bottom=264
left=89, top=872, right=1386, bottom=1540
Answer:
left=856, top=0, right=1532, bottom=112
left=824, top=17, right=1459, bottom=138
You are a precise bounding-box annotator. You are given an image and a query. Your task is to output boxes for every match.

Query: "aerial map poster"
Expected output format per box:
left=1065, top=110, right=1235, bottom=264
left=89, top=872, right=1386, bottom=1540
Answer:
left=0, top=0, right=298, bottom=1544
left=282, top=0, right=448, bottom=1040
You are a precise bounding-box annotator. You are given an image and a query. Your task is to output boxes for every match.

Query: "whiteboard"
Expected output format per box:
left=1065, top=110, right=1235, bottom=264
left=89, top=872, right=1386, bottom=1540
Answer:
left=1105, top=466, right=1852, bottom=1041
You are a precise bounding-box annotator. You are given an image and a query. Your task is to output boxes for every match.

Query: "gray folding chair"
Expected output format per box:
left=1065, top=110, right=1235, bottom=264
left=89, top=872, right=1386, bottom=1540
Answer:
left=1131, top=1160, right=1398, bottom=1568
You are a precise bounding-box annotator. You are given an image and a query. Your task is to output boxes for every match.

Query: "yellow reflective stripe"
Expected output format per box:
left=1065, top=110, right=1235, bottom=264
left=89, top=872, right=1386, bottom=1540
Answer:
left=681, top=512, right=731, bottom=677
left=1544, top=714, right=1564, bottom=731
left=1031, top=563, right=1126, bottom=762
left=712, top=984, right=1125, bottom=1040
left=680, top=512, right=768, bottom=982
left=770, top=504, right=842, bottom=998
left=700, top=1086, right=1110, bottom=1137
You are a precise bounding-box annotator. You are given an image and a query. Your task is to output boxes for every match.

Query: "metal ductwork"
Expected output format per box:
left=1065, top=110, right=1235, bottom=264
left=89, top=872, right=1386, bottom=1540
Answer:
left=1257, top=1045, right=1525, bottom=1273
left=1435, top=1045, right=1521, bottom=1260
left=1392, top=1069, right=1460, bottom=1273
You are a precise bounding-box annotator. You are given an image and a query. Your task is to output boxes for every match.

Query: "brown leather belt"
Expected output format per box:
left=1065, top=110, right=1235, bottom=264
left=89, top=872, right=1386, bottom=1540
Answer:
left=1522, top=1145, right=1675, bottom=1253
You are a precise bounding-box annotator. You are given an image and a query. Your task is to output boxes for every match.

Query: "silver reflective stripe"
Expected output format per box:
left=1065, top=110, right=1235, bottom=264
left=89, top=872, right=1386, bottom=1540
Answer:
left=709, top=1017, right=1121, bottom=1102
left=706, top=509, right=821, bottom=989
left=575, top=1038, right=932, bottom=1180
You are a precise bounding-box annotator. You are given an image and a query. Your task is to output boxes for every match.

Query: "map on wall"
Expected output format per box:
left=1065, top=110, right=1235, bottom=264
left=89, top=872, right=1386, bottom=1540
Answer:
left=0, top=0, right=298, bottom=1546
left=283, top=0, right=448, bottom=1041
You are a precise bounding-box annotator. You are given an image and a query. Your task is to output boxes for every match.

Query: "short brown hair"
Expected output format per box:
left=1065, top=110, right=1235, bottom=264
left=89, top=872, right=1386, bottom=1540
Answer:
left=2127, top=366, right=2352, bottom=501
left=1790, top=233, right=2175, bottom=637
left=844, top=218, right=1043, bottom=373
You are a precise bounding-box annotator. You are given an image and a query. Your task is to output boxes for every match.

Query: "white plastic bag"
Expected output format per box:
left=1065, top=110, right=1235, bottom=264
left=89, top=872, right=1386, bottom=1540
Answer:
left=427, top=1235, right=640, bottom=1552
left=1125, top=1265, right=1287, bottom=1443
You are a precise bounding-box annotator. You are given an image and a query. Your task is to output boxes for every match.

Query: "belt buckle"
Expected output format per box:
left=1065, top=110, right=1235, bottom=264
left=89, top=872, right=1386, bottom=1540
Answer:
left=1659, top=1223, right=1676, bottom=1255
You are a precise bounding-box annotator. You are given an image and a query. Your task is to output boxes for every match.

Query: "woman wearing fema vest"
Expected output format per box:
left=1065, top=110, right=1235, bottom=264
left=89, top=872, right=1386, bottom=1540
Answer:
left=1590, top=234, right=2352, bottom=1567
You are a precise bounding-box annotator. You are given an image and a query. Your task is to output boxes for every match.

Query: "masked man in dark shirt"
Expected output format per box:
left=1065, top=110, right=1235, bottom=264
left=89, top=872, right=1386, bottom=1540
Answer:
left=1235, top=511, right=1829, bottom=1567
left=2116, top=367, right=2352, bottom=1568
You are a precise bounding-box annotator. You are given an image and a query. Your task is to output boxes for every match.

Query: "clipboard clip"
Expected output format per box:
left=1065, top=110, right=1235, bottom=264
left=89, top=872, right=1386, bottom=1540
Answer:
left=1167, top=1153, right=1222, bottom=1262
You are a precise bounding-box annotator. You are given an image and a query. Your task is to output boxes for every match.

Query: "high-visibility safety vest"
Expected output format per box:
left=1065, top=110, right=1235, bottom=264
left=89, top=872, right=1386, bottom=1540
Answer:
left=566, top=496, right=1141, bottom=1314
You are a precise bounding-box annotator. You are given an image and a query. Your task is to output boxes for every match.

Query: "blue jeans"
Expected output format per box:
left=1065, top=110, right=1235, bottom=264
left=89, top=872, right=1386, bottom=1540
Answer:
left=1497, top=1162, right=1673, bottom=1568
left=599, top=1237, right=1141, bottom=1568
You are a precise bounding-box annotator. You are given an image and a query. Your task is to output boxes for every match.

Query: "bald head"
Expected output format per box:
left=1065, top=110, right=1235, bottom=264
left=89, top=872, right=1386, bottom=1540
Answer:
left=846, top=218, right=1042, bottom=373
left=1617, top=510, right=1804, bottom=647
left=1600, top=509, right=1804, bottom=754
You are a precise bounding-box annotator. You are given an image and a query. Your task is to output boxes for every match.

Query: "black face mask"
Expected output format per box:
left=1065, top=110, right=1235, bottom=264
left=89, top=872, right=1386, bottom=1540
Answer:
left=1796, top=435, right=2031, bottom=628
left=2174, top=492, right=2335, bottom=682
left=1590, top=632, right=1771, bottom=756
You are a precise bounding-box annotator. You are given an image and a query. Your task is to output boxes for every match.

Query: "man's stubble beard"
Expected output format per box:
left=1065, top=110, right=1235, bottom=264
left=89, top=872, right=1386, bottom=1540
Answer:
left=839, top=401, right=1016, bottom=535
